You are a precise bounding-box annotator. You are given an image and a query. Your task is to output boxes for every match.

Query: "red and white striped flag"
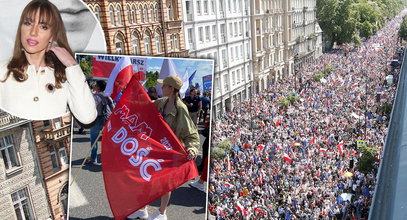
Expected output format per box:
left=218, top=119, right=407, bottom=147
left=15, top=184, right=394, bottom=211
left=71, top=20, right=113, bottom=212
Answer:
left=319, top=148, right=327, bottom=152
left=283, top=153, right=293, bottom=163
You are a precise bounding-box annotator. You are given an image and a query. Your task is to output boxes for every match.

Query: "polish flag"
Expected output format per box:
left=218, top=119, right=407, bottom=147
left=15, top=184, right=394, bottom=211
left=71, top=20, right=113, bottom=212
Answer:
left=319, top=148, right=327, bottom=152
left=236, top=202, right=244, bottom=212
left=283, top=153, right=293, bottom=163
left=257, top=144, right=264, bottom=151
left=311, top=137, right=316, bottom=144
left=337, top=142, right=344, bottom=154
left=105, top=57, right=134, bottom=100
left=224, top=182, right=234, bottom=188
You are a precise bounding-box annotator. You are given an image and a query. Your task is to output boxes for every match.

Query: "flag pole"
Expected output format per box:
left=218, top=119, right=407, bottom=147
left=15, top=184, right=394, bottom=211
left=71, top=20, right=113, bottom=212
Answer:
left=70, top=128, right=104, bottom=186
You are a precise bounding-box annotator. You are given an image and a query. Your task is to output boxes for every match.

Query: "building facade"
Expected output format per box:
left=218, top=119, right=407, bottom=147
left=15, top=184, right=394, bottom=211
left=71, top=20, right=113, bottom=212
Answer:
left=0, top=111, right=51, bottom=220
left=183, top=0, right=253, bottom=117
left=291, top=0, right=323, bottom=69
left=31, top=115, right=71, bottom=219
left=84, top=0, right=188, bottom=57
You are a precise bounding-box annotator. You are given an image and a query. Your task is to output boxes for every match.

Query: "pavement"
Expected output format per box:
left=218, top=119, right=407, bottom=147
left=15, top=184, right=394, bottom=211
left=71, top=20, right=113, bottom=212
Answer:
left=68, top=124, right=207, bottom=220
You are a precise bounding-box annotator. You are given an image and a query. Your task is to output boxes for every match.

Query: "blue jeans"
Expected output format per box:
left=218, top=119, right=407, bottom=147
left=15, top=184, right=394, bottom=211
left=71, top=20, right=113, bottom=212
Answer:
left=90, top=116, right=104, bottom=161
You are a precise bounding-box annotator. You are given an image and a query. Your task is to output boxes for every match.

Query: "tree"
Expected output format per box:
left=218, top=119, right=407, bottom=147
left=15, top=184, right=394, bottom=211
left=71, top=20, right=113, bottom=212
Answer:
left=78, top=55, right=93, bottom=76
left=399, top=15, right=407, bottom=40
left=144, top=71, right=159, bottom=89
left=356, top=146, right=379, bottom=173
left=211, top=147, right=226, bottom=160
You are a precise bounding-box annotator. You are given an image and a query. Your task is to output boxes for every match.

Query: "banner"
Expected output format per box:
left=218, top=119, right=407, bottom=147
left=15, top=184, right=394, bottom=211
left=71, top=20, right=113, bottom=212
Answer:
left=102, top=76, right=198, bottom=220
left=202, top=74, right=213, bottom=92
left=92, top=55, right=147, bottom=79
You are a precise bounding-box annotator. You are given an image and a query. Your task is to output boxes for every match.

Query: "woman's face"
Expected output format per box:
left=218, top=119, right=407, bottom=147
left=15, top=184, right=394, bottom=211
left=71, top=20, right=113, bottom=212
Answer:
left=20, top=9, right=53, bottom=55
left=162, top=84, right=173, bottom=97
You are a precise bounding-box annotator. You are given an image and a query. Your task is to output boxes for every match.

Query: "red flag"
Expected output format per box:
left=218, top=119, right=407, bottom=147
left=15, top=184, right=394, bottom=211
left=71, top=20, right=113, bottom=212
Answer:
left=105, top=57, right=134, bottom=100
left=320, top=148, right=327, bottom=152
left=257, top=144, right=264, bottom=151
left=311, top=136, right=316, bottom=144
left=283, top=153, right=293, bottom=163
left=337, top=142, right=344, bottom=154
left=102, top=76, right=198, bottom=220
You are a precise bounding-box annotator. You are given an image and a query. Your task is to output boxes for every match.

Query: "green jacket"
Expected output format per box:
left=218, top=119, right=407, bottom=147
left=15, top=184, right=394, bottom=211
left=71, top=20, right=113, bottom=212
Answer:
left=154, top=96, right=200, bottom=155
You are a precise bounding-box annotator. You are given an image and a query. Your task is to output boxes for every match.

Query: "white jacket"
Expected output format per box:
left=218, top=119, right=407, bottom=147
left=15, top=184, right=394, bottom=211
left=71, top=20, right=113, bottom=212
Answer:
left=0, top=62, right=97, bottom=124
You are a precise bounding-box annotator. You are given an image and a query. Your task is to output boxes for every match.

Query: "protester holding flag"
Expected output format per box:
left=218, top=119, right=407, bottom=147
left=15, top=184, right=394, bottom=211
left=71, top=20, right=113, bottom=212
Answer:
left=128, top=75, right=200, bottom=220
left=0, top=0, right=96, bottom=123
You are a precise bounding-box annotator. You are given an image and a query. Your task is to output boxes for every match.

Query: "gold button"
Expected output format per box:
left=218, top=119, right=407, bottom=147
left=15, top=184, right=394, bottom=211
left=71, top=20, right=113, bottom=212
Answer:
left=33, top=96, right=39, bottom=102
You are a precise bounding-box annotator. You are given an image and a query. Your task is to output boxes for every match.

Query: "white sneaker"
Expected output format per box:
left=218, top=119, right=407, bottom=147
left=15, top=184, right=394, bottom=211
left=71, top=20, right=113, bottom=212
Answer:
left=189, top=181, right=205, bottom=192
left=128, top=207, right=148, bottom=219
left=148, top=210, right=167, bottom=220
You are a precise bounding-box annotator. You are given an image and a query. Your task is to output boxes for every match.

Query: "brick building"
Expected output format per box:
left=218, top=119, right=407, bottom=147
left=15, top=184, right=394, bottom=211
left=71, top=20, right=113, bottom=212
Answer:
left=84, top=0, right=188, bottom=57
left=31, top=115, right=71, bottom=219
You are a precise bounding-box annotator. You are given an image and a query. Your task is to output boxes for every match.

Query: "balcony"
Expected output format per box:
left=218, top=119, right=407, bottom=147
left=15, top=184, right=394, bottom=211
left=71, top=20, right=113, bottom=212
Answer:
left=167, top=49, right=189, bottom=58
left=43, top=124, right=71, bottom=144
left=0, top=110, right=30, bottom=132
left=164, top=20, right=182, bottom=29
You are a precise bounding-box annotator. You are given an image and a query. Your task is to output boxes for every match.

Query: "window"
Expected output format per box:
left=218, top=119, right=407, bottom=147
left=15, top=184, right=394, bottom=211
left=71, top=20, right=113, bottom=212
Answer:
left=133, top=39, right=140, bottom=55
left=222, top=49, right=227, bottom=67
left=126, top=6, right=131, bottom=24
left=234, top=22, right=238, bottom=36
left=240, top=45, right=243, bottom=58
left=198, top=27, right=203, bottom=42
left=132, top=6, right=136, bottom=24
left=94, top=6, right=100, bottom=21
left=232, top=71, right=235, bottom=85
left=150, top=5, right=154, bottom=21
left=115, top=42, right=123, bottom=54
left=228, top=0, right=231, bottom=12
left=12, top=188, right=34, bottom=220
left=197, top=0, right=201, bottom=15
left=235, top=47, right=238, bottom=60
left=241, top=67, right=245, bottom=81
left=188, top=28, right=194, bottom=45
left=109, top=6, right=115, bottom=26
left=220, top=24, right=226, bottom=42
left=211, top=0, right=215, bottom=13
left=239, top=21, right=243, bottom=36
left=144, top=6, right=148, bottom=22
left=154, top=5, right=159, bottom=21
left=43, top=120, right=50, bottom=127
left=59, top=147, right=68, bottom=165
left=212, top=25, right=217, bottom=40
left=0, top=135, right=20, bottom=171
left=229, top=23, right=233, bottom=37
left=116, top=6, right=122, bottom=25
left=224, top=74, right=229, bottom=91
left=155, top=33, right=162, bottom=53
left=54, top=118, right=62, bottom=129
left=230, top=47, right=234, bottom=61
left=139, top=6, right=144, bottom=23
left=144, top=36, right=151, bottom=55
left=49, top=146, right=59, bottom=170
left=204, top=0, right=208, bottom=14
left=205, top=26, right=210, bottom=41
left=237, top=69, right=241, bottom=83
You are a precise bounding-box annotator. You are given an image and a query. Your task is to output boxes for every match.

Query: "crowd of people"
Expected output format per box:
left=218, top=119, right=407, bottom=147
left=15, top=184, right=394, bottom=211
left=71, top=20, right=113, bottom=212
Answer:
left=208, top=10, right=406, bottom=220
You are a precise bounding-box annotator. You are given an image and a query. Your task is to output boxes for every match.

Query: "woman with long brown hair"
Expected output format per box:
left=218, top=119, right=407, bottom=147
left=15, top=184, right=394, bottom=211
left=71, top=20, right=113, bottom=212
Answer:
left=0, top=0, right=96, bottom=123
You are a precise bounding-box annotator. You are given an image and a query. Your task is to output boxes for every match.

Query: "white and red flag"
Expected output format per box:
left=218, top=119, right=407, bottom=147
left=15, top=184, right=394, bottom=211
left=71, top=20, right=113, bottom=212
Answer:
left=101, top=76, right=198, bottom=220
left=105, top=57, right=134, bottom=100
left=283, top=153, right=293, bottom=163
left=337, top=142, right=344, bottom=154
left=320, top=148, right=327, bottom=153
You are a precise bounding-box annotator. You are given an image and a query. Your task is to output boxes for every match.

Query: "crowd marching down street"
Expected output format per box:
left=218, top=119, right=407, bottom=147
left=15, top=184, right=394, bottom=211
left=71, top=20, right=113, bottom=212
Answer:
left=208, top=10, right=407, bottom=220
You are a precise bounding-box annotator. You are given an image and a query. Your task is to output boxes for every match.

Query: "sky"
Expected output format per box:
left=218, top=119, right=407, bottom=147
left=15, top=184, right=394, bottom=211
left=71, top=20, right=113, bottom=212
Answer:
left=146, top=57, right=214, bottom=88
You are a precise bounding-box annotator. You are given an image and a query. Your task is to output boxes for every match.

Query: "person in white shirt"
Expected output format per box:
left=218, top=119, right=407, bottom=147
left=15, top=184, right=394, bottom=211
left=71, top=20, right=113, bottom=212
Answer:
left=0, top=0, right=96, bottom=123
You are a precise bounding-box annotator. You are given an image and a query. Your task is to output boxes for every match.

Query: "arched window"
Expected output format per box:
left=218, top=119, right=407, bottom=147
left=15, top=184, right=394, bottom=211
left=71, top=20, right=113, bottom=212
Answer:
left=144, top=5, right=149, bottom=22
left=155, top=31, right=162, bottom=53
left=154, top=5, right=159, bottom=21
left=126, top=6, right=131, bottom=24
left=144, top=33, right=151, bottom=55
left=167, top=5, right=173, bottom=20
left=139, top=5, right=144, bottom=23
left=116, top=6, right=122, bottom=25
left=109, top=6, right=115, bottom=26
left=133, top=39, right=140, bottom=55
left=150, top=5, right=155, bottom=22
left=115, top=34, right=125, bottom=54
left=131, top=5, right=136, bottom=24
left=94, top=6, right=101, bottom=21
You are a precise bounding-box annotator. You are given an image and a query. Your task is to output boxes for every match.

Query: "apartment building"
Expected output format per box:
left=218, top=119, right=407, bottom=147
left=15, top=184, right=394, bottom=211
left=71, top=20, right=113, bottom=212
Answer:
left=0, top=111, right=51, bottom=220
left=31, top=116, right=71, bottom=219
left=84, top=0, right=188, bottom=57
left=291, top=0, right=323, bottom=69
left=183, top=0, right=253, bottom=117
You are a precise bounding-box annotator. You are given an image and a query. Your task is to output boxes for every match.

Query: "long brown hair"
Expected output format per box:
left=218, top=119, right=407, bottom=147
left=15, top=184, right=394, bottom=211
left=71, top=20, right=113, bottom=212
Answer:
left=2, top=0, right=74, bottom=89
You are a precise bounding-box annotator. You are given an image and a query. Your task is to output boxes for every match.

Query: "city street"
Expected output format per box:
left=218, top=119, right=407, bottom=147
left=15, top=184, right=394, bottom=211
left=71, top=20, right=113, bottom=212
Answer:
left=68, top=125, right=207, bottom=220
